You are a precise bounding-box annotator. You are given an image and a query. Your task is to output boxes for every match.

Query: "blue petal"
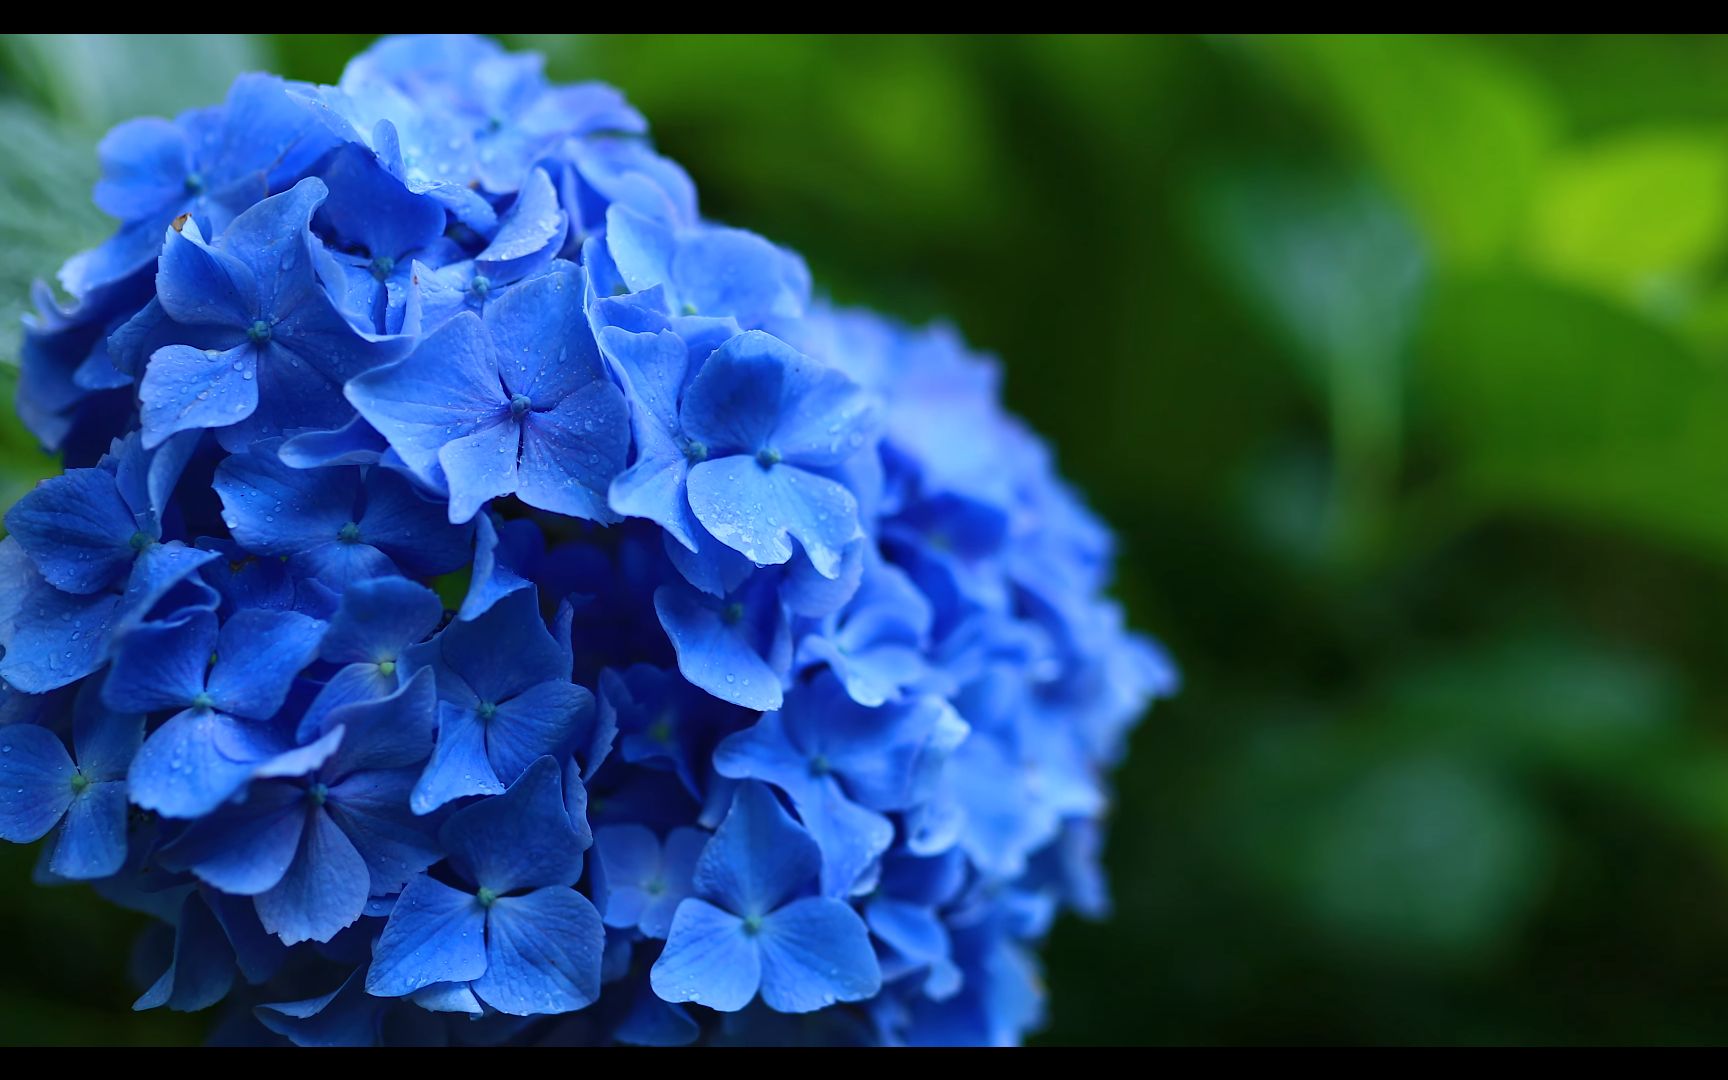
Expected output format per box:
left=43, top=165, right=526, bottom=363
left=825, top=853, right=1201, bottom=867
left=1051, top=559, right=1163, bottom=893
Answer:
left=344, top=312, right=506, bottom=490
left=160, top=781, right=306, bottom=894
left=4, top=468, right=138, bottom=594
left=321, top=666, right=438, bottom=779
left=256, top=805, right=371, bottom=945
left=0, top=723, right=75, bottom=841
left=277, top=414, right=389, bottom=468
left=128, top=708, right=277, bottom=819
left=486, top=264, right=606, bottom=404
left=653, top=582, right=783, bottom=711
left=516, top=380, right=629, bottom=522
left=134, top=892, right=237, bottom=1012
left=650, top=898, right=759, bottom=1013
left=686, top=458, right=860, bottom=579
left=439, top=755, right=585, bottom=894
left=0, top=575, right=122, bottom=693
left=477, top=167, right=567, bottom=281
left=50, top=782, right=130, bottom=879
left=102, top=608, right=215, bottom=713
left=320, top=576, right=443, bottom=666
left=355, top=469, right=474, bottom=576
left=410, top=700, right=503, bottom=814
left=139, top=343, right=260, bottom=449
left=93, top=117, right=189, bottom=221
left=256, top=968, right=387, bottom=1047
left=438, top=416, right=520, bottom=525
left=154, top=221, right=256, bottom=329
left=594, top=823, right=658, bottom=930
left=756, top=897, right=881, bottom=1013
left=365, top=873, right=489, bottom=999
left=486, top=680, right=592, bottom=787
left=71, top=689, right=144, bottom=783
left=472, top=887, right=604, bottom=1016
left=325, top=767, right=442, bottom=897
left=317, top=143, right=446, bottom=266
left=457, top=513, right=539, bottom=622
left=214, top=444, right=359, bottom=557
left=414, top=587, right=566, bottom=705
left=693, top=780, right=820, bottom=919
left=207, top=608, right=326, bottom=720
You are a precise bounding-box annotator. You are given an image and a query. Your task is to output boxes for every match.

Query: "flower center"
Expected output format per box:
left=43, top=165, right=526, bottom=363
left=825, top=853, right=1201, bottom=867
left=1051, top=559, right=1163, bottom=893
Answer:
left=741, top=913, right=764, bottom=936
left=477, top=701, right=498, bottom=722
left=69, top=772, right=90, bottom=795
left=337, top=521, right=363, bottom=544
left=722, top=602, right=745, bottom=626
left=369, top=255, right=396, bottom=281
left=510, top=393, right=534, bottom=419
left=307, top=783, right=328, bottom=807
left=128, top=530, right=154, bottom=553
left=191, top=692, right=215, bottom=711
left=184, top=172, right=205, bottom=194
left=809, top=754, right=832, bottom=777
left=475, top=887, right=499, bottom=909
left=682, top=439, right=708, bottom=463
left=755, top=447, right=782, bottom=469
left=378, top=659, right=396, bottom=677
left=247, top=319, right=272, bottom=344
left=469, top=274, right=492, bottom=298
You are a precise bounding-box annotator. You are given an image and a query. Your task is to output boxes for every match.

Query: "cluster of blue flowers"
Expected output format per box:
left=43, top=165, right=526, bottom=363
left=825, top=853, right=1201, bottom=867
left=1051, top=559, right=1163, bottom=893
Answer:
left=0, top=35, right=1174, bottom=1046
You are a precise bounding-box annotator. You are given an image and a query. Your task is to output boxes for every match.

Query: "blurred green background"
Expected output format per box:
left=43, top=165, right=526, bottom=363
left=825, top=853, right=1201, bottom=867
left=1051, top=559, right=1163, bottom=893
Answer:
left=6, top=33, right=1728, bottom=1046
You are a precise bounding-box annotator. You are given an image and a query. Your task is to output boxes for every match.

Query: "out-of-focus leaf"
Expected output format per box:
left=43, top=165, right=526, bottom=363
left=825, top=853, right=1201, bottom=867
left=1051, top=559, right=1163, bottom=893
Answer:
left=1418, top=271, right=1728, bottom=559
left=0, top=34, right=266, bottom=134
left=1300, top=756, right=1548, bottom=959
left=1191, top=163, right=1424, bottom=565
left=1246, top=34, right=1556, bottom=268
left=1525, top=129, right=1728, bottom=301
left=0, top=103, right=107, bottom=361
left=1382, top=635, right=1682, bottom=767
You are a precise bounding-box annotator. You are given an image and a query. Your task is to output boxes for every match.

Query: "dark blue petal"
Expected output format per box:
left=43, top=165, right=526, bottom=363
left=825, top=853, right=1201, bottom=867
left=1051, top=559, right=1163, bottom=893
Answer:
left=159, top=781, right=306, bottom=894
left=256, top=804, right=371, bottom=944
left=134, top=892, right=237, bottom=1012
left=325, top=767, right=442, bottom=897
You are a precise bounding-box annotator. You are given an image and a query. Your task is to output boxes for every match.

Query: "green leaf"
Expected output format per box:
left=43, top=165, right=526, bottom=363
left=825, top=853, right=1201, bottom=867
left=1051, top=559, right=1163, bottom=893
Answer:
left=0, top=103, right=108, bottom=365
left=1525, top=128, right=1728, bottom=299
left=1246, top=34, right=1557, bottom=268
left=1191, top=162, right=1424, bottom=565
left=1417, top=271, right=1728, bottom=560
left=0, top=34, right=267, bottom=135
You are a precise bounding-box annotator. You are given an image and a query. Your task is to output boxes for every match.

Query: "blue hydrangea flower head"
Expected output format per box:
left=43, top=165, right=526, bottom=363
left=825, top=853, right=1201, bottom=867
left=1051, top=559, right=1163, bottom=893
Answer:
left=0, top=33, right=1175, bottom=1046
